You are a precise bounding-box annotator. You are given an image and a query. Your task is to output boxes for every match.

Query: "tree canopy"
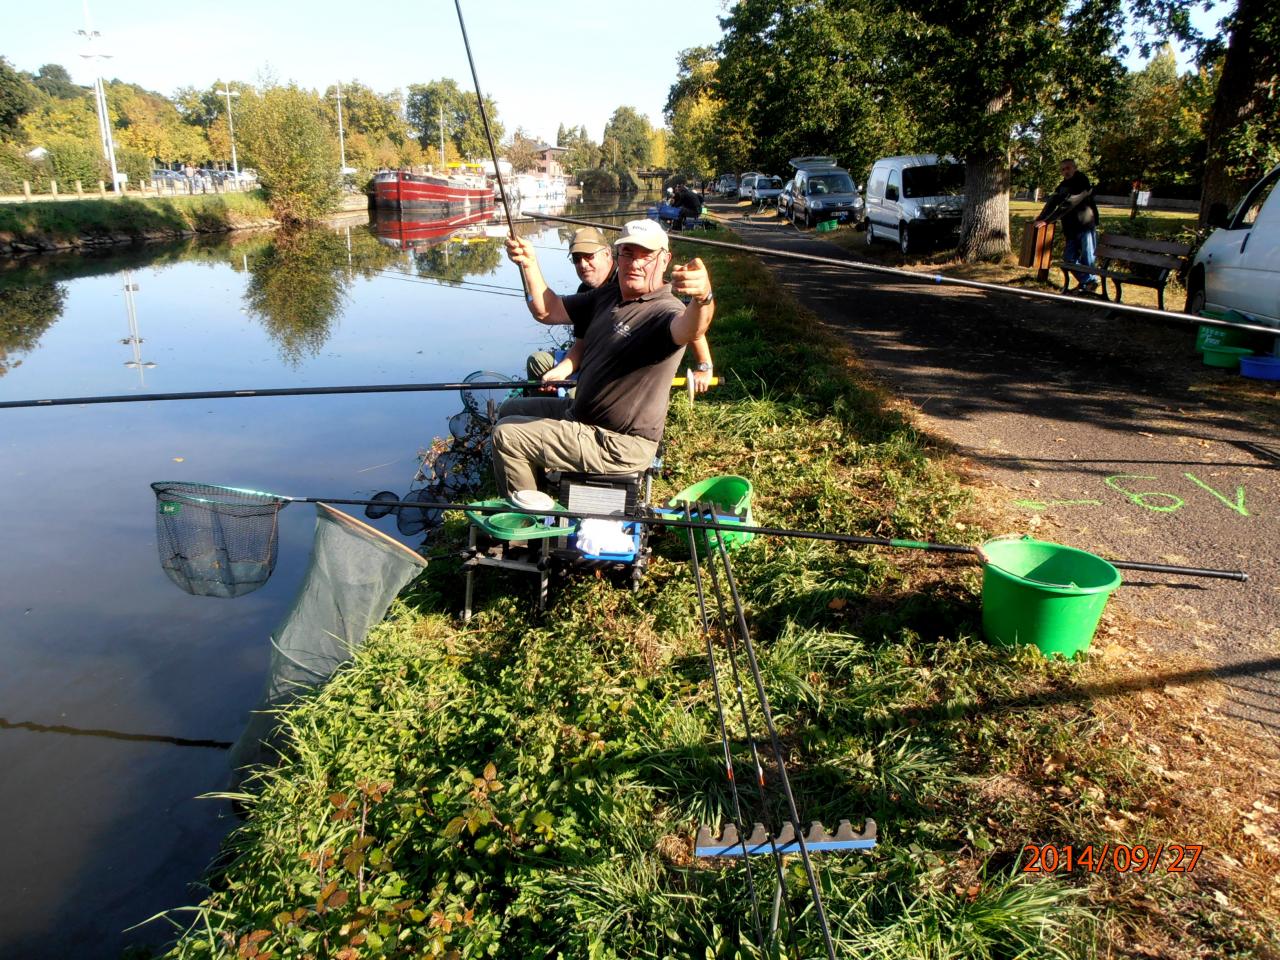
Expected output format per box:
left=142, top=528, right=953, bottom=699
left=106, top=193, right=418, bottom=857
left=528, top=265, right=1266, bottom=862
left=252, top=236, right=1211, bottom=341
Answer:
left=405, top=79, right=502, bottom=164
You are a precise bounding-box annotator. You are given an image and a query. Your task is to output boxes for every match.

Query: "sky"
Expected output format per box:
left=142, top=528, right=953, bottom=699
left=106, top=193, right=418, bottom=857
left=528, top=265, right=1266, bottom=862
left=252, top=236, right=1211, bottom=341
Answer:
left=5, top=0, right=731, bottom=143
left=5, top=0, right=1228, bottom=146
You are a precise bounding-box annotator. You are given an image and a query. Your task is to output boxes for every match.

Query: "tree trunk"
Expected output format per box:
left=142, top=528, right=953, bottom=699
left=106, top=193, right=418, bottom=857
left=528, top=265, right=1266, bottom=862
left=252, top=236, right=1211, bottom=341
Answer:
left=958, top=147, right=1011, bottom=261
left=1199, top=0, right=1278, bottom=223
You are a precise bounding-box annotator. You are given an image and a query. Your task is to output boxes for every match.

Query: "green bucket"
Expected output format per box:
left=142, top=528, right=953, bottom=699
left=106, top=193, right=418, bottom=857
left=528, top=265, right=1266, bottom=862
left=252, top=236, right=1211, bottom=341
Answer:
left=1202, top=344, right=1252, bottom=369
left=664, top=475, right=754, bottom=554
left=979, top=537, right=1121, bottom=658
left=1196, top=309, right=1251, bottom=351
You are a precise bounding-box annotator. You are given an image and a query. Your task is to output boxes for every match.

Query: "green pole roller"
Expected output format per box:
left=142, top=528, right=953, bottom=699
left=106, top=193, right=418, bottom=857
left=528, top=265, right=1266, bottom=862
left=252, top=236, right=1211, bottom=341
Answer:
left=978, top=537, right=1122, bottom=658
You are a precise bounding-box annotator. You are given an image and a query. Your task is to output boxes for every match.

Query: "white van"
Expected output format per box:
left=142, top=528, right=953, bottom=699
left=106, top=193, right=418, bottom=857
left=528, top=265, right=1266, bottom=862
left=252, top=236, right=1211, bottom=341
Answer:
left=864, top=154, right=965, bottom=254
left=1186, top=163, right=1280, bottom=328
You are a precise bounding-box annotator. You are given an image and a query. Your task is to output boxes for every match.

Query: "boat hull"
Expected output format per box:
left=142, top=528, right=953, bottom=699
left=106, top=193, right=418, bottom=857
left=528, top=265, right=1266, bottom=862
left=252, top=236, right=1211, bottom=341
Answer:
left=374, top=171, right=495, bottom=211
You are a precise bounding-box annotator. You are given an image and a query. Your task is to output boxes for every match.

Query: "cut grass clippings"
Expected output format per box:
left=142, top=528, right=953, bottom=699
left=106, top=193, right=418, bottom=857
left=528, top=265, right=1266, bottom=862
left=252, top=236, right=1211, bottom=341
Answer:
left=159, top=226, right=1280, bottom=959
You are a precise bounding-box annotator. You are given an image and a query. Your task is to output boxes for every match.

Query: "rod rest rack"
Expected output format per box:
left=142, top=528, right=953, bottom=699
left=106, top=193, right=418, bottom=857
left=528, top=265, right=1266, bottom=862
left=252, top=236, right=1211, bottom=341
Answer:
left=695, top=818, right=877, bottom=857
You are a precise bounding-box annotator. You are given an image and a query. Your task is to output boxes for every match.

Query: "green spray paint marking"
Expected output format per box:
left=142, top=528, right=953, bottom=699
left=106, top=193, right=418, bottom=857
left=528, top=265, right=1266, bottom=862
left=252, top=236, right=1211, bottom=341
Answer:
left=1183, top=472, right=1250, bottom=517
left=160, top=502, right=182, bottom=516
left=1104, top=475, right=1184, bottom=513
left=1013, top=498, right=1103, bottom=511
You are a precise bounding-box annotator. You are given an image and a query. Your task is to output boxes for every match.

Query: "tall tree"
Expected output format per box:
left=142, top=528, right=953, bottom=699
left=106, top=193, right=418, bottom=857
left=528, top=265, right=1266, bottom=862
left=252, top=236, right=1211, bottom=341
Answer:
left=504, top=127, right=541, bottom=172
left=237, top=84, right=340, bottom=223
left=30, top=64, right=82, bottom=100
left=0, top=57, right=39, bottom=140
left=601, top=106, right=651, bottom=171
left=558, top=125, right=600, bottom=176
left=405, top=79, right=501, bottom=162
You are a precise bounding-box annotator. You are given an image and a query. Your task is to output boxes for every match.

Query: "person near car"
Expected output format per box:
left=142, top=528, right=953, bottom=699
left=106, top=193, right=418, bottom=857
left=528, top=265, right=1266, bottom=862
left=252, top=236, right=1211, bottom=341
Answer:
left=491, top=219, right=715, bottom=498
left=671, top=183, right=703, bottom=230
left=1035, top=159, right=1100, bottom=292
left=522, top=226, right=714, bottom=398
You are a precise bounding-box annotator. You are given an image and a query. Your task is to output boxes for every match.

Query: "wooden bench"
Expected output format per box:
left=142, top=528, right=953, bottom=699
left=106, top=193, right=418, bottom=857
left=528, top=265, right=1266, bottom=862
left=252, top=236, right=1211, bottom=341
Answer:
left=1058, top=233, right=1193, bottom=310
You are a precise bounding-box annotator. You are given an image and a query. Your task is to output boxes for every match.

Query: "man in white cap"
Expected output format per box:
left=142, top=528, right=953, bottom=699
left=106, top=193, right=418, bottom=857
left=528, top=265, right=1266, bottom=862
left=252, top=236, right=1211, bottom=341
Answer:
left=526, top=226, right=714, bottom=394
left=493, top=219, right=715, bottom=498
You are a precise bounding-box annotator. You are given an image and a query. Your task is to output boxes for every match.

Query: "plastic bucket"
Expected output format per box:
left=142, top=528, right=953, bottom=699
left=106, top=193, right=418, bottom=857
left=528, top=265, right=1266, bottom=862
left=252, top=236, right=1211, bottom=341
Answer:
left=1202, top=345, right=1252, bottom=369
left=1196, top=309, right=1251, bottom=351
left=979, top=537, right=1121, bottom=658
left=665, top=475, right=754, bottom=554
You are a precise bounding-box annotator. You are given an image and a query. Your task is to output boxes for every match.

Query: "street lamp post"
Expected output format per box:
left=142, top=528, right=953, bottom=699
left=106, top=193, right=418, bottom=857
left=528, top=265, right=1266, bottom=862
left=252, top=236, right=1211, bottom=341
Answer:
left=215, top=82, right=241, bottom=181
left=76, top=1, right=120, bottom=193
left=331, top=81, right=347, bottom=176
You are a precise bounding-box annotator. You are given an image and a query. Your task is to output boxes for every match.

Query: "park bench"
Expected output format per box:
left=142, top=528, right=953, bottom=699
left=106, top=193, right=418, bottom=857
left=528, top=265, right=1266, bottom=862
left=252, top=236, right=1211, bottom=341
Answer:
left=1058, top=233, right=1193, bottom=310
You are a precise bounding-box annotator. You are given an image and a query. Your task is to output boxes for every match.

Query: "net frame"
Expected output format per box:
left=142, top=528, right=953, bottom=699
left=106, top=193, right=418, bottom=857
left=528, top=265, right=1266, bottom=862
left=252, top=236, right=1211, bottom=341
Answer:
left=460, top=370, right=521, bottom=425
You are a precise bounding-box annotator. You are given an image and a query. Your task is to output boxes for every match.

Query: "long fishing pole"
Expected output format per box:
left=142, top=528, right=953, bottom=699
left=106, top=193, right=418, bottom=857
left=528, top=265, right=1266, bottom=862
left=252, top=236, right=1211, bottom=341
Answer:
left=170, top=488, right=1247, bottom=582
left=522, top=212, right=1280, bottom=338
left=702, top=502, right=838, bottom=960
left=0, top=376, right=719, bottom=410
left=682, top=503, right=767, bottom=949
left=453, top=0, right=515, bottom=243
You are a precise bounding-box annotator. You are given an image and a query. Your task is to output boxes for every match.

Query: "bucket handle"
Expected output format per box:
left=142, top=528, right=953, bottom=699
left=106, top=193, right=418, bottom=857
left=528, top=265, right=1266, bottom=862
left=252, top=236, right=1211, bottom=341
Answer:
left=977, top=534, right=1081, bottom=590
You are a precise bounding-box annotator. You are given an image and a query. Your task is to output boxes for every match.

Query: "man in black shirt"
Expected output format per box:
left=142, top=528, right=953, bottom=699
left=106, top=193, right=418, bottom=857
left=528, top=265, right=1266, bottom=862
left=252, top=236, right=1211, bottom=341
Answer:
left=493, top=219, right=715, bottom=498
left=1035, top=159, right=1100, bottom=292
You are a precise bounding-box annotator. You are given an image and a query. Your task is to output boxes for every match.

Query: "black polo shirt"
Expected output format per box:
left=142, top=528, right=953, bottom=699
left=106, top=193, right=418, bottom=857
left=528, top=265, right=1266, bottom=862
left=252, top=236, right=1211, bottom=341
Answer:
left=562, top=281, right=685, bottom=442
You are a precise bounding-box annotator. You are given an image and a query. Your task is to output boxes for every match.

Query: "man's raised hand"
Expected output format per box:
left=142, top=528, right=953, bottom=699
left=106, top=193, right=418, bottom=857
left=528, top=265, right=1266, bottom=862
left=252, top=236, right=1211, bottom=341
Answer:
left=504, top=236, right=536, bottom=267
left=670, top=257, right=710, bottom=302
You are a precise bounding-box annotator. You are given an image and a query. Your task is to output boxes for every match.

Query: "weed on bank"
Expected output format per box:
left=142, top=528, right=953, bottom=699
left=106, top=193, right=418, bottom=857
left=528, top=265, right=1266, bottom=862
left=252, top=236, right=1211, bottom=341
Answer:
left=161, top=229, right=1279, bottom=959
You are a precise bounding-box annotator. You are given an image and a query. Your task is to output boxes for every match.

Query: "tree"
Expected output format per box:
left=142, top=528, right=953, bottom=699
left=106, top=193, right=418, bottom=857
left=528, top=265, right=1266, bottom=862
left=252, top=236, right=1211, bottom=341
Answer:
left=323, top=81, right=407, bottom=168
left=504, top=127, right=541, bottom=172
left=601, top=106, right=651, bottom=171
left=237, top=84, right=340, bottom=223
left=0, top=58, right=39, bottom=140
left=0, top=281, right=65, bottom=377
left=31, top=64, right=83, bottom=100
left=244, top=229, right=351, bottom=364
left=874, top=0, right=1125, bottom=260
left=405, top=79, right=502, bottom=162
left=558, top=125, right=600, bottom=177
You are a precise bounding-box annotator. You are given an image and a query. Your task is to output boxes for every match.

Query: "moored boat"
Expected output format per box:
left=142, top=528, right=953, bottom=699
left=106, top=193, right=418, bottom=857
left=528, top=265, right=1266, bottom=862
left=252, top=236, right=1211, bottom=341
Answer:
left=374, top=163, right=495, bottom=212
left=373, top=208, right=495, bottom=251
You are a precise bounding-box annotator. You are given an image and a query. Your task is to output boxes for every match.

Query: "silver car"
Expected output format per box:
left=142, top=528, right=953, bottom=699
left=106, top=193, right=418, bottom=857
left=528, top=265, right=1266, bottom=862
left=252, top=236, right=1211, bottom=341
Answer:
left=786, top=157, right=865, bottom=228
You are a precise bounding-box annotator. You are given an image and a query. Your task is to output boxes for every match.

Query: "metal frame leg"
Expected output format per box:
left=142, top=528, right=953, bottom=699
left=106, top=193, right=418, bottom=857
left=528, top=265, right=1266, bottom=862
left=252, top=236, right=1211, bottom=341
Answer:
left=463, top=526, right=477, bottom=622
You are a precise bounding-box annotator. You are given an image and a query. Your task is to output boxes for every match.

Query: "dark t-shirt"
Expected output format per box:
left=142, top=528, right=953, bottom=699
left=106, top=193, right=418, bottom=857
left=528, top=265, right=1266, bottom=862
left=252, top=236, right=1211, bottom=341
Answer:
left=1038, top=171, right=1098, bottom=238
left=562, top=281, right=685, bottom=441
left=571, top=266, right=617, bottom=337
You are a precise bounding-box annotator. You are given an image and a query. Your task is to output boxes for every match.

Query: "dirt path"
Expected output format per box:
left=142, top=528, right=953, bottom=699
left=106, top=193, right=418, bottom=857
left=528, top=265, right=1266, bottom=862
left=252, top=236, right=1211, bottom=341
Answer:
left=708, top=203, right=1280, bottom=734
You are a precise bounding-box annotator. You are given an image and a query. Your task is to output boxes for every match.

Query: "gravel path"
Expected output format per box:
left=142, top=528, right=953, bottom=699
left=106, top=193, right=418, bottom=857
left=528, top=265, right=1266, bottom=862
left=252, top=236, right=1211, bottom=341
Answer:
left=709, top=204, right=1280, bottom=734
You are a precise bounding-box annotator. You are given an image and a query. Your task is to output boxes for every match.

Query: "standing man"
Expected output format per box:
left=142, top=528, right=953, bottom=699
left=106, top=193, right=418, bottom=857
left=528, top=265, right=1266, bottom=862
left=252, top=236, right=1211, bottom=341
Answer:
left=492, top=220, right=715, bottom=498
left=526, top=226, right=715, bottom=394
left=1035, top=159, right=1100, bottom=293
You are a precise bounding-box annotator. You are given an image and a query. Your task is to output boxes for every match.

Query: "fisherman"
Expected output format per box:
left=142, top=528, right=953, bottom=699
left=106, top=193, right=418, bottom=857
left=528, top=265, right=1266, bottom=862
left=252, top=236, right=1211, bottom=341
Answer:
left=1034, top=159, right=1100, bottom=293
left=671, top=182, right=703, bottom=230
left=493, top=219, right=715, bottom=498
left=523, top=226, right=714, bottom=396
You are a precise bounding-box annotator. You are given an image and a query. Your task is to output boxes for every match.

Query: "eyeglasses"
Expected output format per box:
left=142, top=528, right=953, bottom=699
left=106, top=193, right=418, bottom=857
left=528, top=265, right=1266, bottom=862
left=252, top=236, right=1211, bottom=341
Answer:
left=569, top=250, right=603, bottom=264
left=617, top=246, right=662, bottom=263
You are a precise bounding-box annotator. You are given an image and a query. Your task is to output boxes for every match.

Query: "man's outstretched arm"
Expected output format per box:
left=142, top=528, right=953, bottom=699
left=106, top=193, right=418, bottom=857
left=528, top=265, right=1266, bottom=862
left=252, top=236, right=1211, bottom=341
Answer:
left=505, top=236, right=570, bottom=325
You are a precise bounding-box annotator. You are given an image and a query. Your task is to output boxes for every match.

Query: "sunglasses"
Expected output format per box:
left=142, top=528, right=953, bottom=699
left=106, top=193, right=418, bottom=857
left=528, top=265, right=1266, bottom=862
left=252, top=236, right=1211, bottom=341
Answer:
left=569, top=249, right=605, bottom=263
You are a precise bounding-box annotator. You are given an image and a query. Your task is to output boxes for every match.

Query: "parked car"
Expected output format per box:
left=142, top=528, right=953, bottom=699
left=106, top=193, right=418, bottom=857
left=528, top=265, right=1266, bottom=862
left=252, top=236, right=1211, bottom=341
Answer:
left=864, top=154, right=965, bottom=254
left=717, top=173, right=738, bottom=196
left=1185, top=163, right=1280, bottom=329
left=749, top=175, right=784, bottom=205
left=786, top=157, right=865, bottom=228
left=737, top=171, right=763, bottom=202
left=778, top=179, right=795, bottom=218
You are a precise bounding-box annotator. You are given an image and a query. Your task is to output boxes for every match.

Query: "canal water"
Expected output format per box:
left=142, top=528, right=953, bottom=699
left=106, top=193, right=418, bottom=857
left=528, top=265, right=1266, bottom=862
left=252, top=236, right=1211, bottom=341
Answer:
left=0, top=198, right=644, bottom=957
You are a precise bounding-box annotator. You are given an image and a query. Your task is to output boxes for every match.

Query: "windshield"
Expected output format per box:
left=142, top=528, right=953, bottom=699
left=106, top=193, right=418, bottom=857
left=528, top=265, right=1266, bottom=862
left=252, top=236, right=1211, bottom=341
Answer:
left=808, top=173, right=855, bottom=195
left=902, top=164, right=964, bottom=198
left=766, top=177, right=783, bottom=188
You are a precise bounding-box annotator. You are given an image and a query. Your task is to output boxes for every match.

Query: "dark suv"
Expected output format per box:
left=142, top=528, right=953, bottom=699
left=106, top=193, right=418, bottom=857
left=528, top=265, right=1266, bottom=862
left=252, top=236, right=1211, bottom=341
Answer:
left=786, top=157, right=865, bottom=228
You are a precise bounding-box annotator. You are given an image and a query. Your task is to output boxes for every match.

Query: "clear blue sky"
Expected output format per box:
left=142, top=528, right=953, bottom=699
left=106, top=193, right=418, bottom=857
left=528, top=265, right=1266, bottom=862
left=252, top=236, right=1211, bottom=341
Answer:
left=5, top=0, right=730, bottom=143
left=7, top=1, right=1228, bottom=144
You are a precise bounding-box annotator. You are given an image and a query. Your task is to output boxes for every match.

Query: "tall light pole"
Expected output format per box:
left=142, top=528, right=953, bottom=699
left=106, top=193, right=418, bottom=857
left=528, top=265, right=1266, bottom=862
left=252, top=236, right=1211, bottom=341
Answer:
left=331, top=81, right=347, bottom=175
left=215, top=81, right=240, bottom=179
left=76, top=0, right=119, bottom=192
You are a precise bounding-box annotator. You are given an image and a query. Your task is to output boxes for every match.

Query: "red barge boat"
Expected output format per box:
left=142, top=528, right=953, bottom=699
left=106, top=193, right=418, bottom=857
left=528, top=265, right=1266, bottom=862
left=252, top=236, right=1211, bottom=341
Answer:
left=373, top=164, right=495, bottom=213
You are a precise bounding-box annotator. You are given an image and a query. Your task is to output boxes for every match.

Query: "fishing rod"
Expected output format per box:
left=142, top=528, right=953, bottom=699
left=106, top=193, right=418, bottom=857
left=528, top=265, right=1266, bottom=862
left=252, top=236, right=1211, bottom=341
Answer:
left=0, top=376, right=719, bottom=410
left=699, top=502, right=839, bottom=960
left=523, top=212, right=1280, bottom=338
left=453, top=0, right=514, bottom=244
left=161, top=484, right=1248, bottom=582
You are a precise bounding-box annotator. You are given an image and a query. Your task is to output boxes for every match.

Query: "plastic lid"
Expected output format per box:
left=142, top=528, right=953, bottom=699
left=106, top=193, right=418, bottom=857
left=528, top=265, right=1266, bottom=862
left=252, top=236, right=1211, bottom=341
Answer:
left=510, top=489, right=554, bottom=511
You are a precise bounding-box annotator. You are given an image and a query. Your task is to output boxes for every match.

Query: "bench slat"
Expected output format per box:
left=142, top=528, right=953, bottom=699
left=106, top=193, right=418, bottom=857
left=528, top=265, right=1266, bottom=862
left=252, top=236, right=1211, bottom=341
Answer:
left=1098, top=248, right=1185, bottom=271
left=1097, top=234, right=1192, bottom=257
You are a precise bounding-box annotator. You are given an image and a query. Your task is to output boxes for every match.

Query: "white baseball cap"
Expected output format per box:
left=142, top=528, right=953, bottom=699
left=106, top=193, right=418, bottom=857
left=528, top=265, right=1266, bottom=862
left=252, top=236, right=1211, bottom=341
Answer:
left=613, top=219, right=670, bottom=252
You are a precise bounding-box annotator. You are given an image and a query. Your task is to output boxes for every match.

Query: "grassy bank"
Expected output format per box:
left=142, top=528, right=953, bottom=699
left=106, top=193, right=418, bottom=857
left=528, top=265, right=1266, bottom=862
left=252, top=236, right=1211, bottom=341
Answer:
left=0, top=192, right=273, bottom=248
left=160, top=230, right=1279, bottom=959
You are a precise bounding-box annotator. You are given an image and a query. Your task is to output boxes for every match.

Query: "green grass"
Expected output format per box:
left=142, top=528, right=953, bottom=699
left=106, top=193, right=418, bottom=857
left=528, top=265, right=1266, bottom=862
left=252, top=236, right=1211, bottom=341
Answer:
left=0, top=192, right=272, bottom=242
left=156, top=227, right=1278, bottom=960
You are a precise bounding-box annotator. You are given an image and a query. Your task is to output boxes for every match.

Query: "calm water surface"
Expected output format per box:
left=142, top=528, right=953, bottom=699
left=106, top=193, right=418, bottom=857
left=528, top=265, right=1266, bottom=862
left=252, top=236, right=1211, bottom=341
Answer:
left=0, top=200, right=637, bottom=957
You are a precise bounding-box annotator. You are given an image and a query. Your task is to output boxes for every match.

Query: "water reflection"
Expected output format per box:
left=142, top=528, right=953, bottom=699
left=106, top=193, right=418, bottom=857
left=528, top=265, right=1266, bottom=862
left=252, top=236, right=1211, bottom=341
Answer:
left=0, top=279, right=66, bottom=377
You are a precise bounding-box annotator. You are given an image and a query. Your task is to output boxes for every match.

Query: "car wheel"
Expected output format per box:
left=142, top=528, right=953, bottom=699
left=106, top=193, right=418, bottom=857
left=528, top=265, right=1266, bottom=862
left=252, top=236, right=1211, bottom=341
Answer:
left=1186, top=284, right=1206, bottom=316
left=804, top=209, right=813, bottom=229
left=898, top=222, right=911, bottom=255
left=865, top=222, right=876, bottom=245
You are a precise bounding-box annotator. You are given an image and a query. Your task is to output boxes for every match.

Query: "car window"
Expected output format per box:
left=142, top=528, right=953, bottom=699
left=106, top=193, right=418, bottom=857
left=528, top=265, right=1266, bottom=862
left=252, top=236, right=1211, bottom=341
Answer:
left=887, top=169, right=901, bottom=199
left=868, top=167, right=886, bottom=199
left=809, top=173, right=854, bottom=194
left=902, top=163, right=964, bottom=198
left=1231, top=168, right=1280, bottom=229
left=768, top=177, right=782, bottom=188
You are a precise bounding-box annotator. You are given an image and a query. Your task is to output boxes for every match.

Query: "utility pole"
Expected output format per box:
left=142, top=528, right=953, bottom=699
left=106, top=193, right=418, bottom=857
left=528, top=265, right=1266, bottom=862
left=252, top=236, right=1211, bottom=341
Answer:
left=332, top=81, right=347, bottom=174
left=439, top=104, right=446, bottom=169
left=215, top=81, right=240, bottom=179
left=77, top=0, right=119, bottom=193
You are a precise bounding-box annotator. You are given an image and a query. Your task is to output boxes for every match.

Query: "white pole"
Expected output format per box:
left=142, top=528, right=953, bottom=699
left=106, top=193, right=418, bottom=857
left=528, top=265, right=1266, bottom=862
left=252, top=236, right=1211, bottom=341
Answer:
left=216, top=82, right=240, bottom=179
left=334, top=81, right=347, bottom=174
left=78, top=1, right=119, bottom=193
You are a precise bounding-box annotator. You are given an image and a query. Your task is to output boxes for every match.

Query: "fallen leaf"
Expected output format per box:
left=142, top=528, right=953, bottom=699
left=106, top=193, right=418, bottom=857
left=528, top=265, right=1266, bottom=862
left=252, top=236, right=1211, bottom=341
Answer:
left=828, top=597, right=847, bottom=610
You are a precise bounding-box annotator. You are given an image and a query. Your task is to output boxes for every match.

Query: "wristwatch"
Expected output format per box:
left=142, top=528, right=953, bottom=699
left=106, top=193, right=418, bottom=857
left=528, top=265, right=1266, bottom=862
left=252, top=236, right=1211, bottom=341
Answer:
left=697, top=289, right=714, bottom=305
left=693, top=361, right=712, bottom=373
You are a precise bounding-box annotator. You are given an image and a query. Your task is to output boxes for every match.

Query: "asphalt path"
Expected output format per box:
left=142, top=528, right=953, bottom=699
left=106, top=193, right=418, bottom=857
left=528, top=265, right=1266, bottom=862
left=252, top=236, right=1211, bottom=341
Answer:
left=708, top=203, right=1280, bottom=735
